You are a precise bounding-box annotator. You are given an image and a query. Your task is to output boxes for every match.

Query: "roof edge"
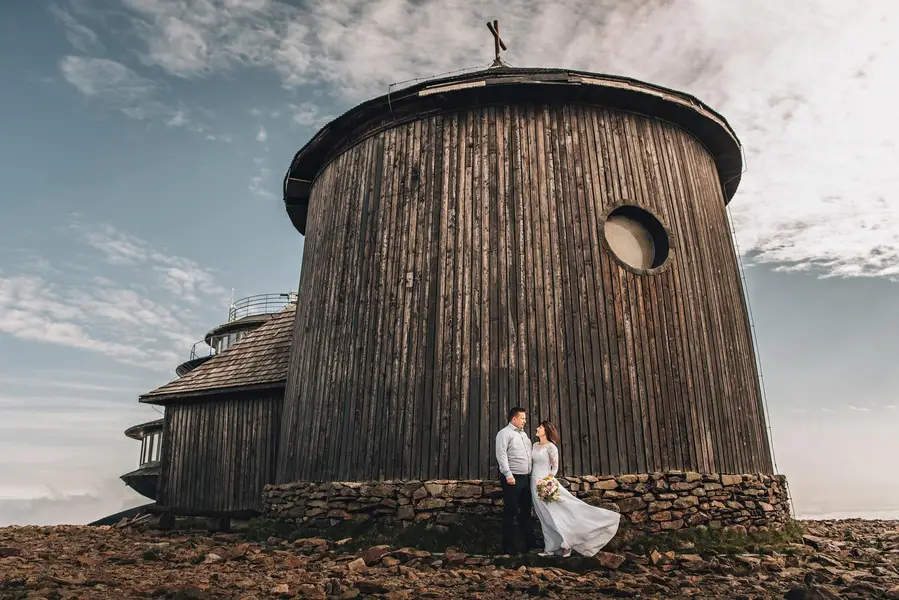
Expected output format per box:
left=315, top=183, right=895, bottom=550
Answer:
left=283, top=67, right=743, bottom=234
left=140, top=381, right=286, bottom=405
left=124, top=419, right=164, bottom=439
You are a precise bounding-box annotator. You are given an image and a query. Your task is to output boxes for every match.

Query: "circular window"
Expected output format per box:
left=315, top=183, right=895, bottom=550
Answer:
left=602, top=205, right=670, bottom=272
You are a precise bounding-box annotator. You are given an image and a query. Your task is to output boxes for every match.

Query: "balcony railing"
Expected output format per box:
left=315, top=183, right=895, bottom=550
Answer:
left=175, top=293, right=297, bottom=374
left=189, top=340, right=216, bottom=361
left=175, top=341, right=216, bottom=376
left=228, top=292, right=297, bottom=322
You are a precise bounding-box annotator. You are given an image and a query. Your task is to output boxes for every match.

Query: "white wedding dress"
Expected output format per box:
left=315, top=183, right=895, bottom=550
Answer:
left=530, top=442, right=621, bottom=556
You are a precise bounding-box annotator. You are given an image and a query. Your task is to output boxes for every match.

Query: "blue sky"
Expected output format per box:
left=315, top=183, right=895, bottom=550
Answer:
left=1, top=0, right=898, bottom=524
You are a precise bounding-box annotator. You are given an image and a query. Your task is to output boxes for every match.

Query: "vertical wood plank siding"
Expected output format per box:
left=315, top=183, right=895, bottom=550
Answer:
left=159, top=391, right=282, bottom=513
left=277, top=104, right=772, bottom=483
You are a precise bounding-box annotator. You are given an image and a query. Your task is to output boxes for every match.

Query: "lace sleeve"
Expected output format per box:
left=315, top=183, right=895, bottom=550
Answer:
left=549, top=444, right=559, bottom=476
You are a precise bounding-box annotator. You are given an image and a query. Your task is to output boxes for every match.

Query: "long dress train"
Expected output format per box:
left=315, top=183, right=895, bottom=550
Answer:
left=530, top=442, right=621, bottom=556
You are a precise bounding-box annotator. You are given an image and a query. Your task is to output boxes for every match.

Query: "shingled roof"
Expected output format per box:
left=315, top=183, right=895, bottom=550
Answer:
left=140, top=306, right=295, bottom=404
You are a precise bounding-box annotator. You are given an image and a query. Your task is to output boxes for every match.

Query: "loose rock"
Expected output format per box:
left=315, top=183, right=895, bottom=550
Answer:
left=0, top=518, right=896, bottom=599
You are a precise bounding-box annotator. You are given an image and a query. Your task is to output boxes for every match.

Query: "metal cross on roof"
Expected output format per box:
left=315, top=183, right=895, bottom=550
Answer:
left=486, top=20, right=508, bottom=68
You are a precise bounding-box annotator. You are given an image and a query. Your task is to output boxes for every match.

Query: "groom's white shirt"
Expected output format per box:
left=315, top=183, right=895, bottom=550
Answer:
left=496, top=422, right=532, bottom=480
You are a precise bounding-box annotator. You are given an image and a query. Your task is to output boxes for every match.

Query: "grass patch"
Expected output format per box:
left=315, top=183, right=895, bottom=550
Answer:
left=337, top=519, right=505, bottom=554
left=246, top=516, right=804, bottom=562
left=140, top=550, right=160, bottom=561
left=247, top=516, right=505, bottom=554
left=246, top=517, right=300, bottom=542
left=610, top=520, right=805, bottom=557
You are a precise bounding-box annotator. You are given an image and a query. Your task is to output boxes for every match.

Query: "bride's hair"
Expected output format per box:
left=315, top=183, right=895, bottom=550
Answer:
left=540, top=420, right=560, bottom=445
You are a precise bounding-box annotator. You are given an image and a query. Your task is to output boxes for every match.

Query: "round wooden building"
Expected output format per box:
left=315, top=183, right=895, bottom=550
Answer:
left=277, top=66, right=774, bottom=487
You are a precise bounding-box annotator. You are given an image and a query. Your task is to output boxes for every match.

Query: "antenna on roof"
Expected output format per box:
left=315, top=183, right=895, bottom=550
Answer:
left=486, top=20, right=508, bottom=68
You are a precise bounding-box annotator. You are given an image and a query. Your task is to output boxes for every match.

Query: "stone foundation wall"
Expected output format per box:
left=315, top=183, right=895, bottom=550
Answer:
left=263, top=472, right=790, bottom=535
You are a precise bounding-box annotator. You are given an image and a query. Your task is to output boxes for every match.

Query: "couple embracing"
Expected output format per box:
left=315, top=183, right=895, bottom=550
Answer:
left=495, top=407, right=620, bottom=557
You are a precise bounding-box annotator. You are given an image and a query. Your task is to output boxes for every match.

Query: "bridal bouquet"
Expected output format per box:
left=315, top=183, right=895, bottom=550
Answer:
left=536, top=475, right=561, bottom=503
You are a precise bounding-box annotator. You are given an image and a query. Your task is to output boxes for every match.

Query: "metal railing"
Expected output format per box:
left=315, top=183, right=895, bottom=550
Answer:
left=189, top=340, right=216, bottom=361
left=228, top=292, right=297, bottom=322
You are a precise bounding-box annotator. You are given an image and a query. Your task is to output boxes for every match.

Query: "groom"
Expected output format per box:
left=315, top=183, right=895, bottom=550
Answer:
left=495, top=407, right=538, bottom=555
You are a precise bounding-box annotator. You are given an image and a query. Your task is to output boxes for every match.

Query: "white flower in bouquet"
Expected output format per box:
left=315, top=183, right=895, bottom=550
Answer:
left=536, top=474, right=561, bottom=503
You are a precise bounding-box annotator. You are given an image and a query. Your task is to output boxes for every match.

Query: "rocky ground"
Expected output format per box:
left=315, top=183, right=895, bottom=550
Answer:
left=1, top=519, right=898, bottom=599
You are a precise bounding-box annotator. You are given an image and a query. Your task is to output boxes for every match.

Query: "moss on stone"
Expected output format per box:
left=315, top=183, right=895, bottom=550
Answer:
left=247, top=514, right=804, bottom=563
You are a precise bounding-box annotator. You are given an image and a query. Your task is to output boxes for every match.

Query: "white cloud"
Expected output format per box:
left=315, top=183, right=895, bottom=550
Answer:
left=60, top=56, right=159, bottom=105
left=846, top=405, right=870, bottom=412
left=106, top=0, right=899, bottom=282
left=117, top=0, right=493, bottom=98
left=250, top=106, right=282, bottom=119
left=122, top=0, right=294, bottom=79
left=0, top=221, right=227, bottom=371
left=0, top=375, right=140, bottom=394
left=256, top=125, right=268, bottom=142
left=50, top=5, right=104, bottom=54
left=78, top=222, right=225, bottom=303
left=0, top=275, right=178, bottom=371
left=7, top=249, right=55, bottom=275
left=290, top=101, right=335, bottom=130
left=0, top=377, right=163, bottom=526
left=248, top=149, right=275, bottom=198
left=773, top=414, right=899, bottom=519
left=156, top=265, right=221, bottom=306
left=249, top=165, right=274, bottom=198
left=57, top=56, right=229, bottom=139
left=58, top=55, right=190, bottom=127
left=13, top=366, right=150, bottom=385
left=0, top=475, right=149, bottom=526
left=166, top=110, right=188, bottom=127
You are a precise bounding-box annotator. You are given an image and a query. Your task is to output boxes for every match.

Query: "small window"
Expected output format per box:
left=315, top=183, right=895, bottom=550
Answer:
left=602, top=205, right=670, bottom=272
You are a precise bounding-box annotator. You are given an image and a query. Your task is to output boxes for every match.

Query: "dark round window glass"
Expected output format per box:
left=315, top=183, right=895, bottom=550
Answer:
left=603, top=205, right=670, bottom=271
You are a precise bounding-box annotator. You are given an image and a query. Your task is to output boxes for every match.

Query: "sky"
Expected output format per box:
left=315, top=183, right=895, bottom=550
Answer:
left=1, top=0, right=898, bottom=525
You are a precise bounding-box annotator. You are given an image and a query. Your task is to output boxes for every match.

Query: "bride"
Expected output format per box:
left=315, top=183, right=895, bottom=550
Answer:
left=531, top=421, right=621, bottom=557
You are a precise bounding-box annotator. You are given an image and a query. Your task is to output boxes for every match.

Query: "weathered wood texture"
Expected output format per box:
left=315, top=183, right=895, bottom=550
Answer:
left=277, top=104, right=772, bottom=484
left=159, top=391, right=282, bottom=514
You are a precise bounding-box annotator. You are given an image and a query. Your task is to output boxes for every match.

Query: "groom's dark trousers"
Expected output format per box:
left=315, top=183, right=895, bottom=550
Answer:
left=501, top=473, right=537, bottom=554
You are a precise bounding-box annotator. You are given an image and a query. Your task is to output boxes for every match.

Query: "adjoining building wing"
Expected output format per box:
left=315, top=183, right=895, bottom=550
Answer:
left=140, top=306, right=295, bottom=404
left=138, top=305, right=295, bottom=517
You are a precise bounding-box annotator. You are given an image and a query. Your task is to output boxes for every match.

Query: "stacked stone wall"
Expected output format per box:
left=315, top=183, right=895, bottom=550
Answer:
left=264, top=472, right=790, bottom=535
